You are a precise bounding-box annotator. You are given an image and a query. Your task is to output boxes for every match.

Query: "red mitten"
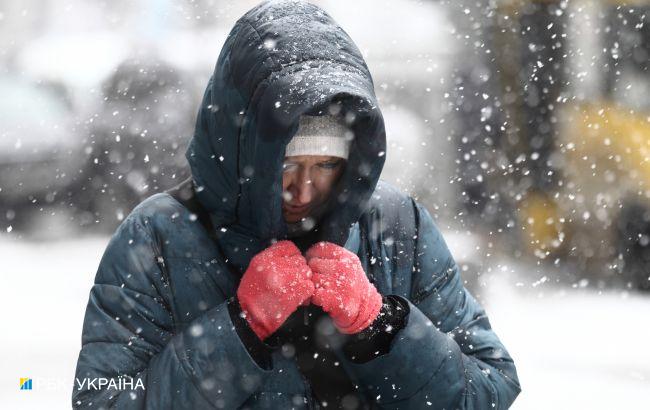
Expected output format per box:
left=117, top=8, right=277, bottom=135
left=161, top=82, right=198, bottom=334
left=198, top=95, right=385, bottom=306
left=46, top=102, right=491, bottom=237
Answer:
left=306, top=241, right=383, bottom=334
left=237, top=240, right=315, bottom=340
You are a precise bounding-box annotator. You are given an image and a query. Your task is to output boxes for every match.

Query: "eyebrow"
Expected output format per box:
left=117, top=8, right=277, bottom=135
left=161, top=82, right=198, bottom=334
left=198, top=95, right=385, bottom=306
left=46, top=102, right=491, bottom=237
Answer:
left=320, top=158, right=343, bottom=164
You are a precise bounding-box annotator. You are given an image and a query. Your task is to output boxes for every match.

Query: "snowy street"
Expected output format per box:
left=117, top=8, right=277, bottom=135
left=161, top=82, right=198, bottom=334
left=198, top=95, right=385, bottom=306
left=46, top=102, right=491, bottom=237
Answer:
left=484, top=270, right=650, bottom=408
left=1, top=236, right=647, bottom=409
left=3, top=0, right=650, bottom=408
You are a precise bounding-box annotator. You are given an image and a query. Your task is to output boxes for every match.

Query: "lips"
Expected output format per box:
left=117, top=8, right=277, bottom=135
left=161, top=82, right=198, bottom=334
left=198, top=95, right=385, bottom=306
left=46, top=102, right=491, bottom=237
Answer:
left=284, top=204, right=310, bottom=214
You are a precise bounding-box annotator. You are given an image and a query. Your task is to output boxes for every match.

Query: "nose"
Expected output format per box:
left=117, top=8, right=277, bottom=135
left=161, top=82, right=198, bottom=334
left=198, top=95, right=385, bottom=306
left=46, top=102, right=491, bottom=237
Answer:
left=294, top=169, right=314, bottom=205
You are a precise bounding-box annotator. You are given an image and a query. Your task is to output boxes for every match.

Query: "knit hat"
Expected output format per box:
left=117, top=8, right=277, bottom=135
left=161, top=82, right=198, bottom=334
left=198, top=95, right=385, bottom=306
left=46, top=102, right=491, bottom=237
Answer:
left=285, top=115, right=352, bottom=159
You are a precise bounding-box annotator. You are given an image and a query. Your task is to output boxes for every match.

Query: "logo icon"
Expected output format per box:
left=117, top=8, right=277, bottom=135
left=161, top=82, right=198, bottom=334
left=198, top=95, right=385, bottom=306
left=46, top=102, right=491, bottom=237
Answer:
left=20, top=378, right=32, bottom=390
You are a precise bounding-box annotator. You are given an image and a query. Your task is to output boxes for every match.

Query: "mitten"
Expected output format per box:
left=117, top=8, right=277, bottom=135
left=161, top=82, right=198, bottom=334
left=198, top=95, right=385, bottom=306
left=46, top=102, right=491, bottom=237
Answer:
left=306, top=241, right=382, bottom=334
left=237, top=240, right=315, bottom=340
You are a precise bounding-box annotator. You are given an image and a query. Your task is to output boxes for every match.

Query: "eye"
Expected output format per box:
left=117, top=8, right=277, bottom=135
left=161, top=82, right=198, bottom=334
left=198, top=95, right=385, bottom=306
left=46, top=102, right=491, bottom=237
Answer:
left=282, top=162, right=298, bottom=172
left=318, top=160, right=342, bottom=170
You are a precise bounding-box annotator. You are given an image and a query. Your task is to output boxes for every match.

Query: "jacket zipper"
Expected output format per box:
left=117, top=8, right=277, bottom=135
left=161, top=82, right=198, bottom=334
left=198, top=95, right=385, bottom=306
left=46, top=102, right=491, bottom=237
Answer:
left=301, top=372, right=315, bottom=410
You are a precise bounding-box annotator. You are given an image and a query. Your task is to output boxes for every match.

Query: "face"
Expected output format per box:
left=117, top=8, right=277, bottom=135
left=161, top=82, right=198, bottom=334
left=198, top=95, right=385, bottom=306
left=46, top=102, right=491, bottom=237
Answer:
left=282, top=155, right=346, bottom=224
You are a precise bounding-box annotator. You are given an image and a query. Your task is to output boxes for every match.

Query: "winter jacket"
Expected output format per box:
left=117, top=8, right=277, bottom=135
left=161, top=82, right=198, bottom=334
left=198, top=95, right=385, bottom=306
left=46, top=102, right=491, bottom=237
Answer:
left=72, top=1, right=520, bottom=409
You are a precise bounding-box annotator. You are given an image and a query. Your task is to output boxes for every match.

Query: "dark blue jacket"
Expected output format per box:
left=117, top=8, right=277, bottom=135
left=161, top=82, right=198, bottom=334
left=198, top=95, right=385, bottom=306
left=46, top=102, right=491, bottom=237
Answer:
left=73, top=1, right=520, bottom=408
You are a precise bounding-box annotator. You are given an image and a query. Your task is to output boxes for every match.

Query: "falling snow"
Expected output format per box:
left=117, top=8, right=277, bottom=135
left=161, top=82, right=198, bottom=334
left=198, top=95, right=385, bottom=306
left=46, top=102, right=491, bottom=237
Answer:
left=2, top=0, right=649, bottom=408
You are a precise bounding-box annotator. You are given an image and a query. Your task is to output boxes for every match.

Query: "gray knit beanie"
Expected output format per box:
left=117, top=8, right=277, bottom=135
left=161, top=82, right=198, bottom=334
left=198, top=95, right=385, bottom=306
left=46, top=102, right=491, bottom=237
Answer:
left=285, top=115, right=352, bottom=159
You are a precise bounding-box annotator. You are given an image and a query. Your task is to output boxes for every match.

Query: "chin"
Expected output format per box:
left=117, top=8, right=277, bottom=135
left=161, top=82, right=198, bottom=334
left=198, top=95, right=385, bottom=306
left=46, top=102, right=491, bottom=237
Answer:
left=283, top=215, right=302, bottom=224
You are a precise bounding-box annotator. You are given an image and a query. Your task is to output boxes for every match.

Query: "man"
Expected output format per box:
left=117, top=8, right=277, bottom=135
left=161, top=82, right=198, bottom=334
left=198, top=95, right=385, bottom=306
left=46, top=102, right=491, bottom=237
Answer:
left=73, top=1, right=520, bottom=409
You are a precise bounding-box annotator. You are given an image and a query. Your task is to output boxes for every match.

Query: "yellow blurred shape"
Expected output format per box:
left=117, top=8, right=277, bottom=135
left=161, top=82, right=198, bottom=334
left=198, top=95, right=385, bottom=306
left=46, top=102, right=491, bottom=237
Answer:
left=518, top=191, right=565, bottom=258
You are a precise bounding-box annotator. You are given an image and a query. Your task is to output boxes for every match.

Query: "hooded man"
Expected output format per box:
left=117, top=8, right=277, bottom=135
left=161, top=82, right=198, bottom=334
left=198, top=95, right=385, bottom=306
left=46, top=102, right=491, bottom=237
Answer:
left=72, top=1, right=520, bottom=409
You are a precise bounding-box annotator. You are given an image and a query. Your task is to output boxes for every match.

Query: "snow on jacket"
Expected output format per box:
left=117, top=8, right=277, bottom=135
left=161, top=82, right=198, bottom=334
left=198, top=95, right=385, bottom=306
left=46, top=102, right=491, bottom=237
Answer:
left=72, top=1, right=520, bottom=408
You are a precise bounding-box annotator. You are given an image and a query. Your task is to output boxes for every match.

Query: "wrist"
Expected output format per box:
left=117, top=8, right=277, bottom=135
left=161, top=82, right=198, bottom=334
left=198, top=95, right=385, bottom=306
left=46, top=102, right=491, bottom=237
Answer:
left=337, top=286, right=383, bottom=334
left=227, top=297, right=274, bottom=369
left=237, top=295, right=270, bottom=341
left=342, top=295, right=409, bottom=363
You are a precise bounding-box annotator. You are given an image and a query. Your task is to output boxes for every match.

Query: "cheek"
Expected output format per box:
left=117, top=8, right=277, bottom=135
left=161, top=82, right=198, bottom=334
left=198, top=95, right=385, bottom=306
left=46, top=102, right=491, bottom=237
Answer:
left=312, top=172, right=338, bottom=197
left=282, top=173, right=293, bottom=192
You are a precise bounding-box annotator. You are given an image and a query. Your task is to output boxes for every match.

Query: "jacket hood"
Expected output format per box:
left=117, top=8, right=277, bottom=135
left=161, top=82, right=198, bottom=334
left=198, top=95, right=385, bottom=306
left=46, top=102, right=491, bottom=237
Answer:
left=185, top=0, right=386, bottom=265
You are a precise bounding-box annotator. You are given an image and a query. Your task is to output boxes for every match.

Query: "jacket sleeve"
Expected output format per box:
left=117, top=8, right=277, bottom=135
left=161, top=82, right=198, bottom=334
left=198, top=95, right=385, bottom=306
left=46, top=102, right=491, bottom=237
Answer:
left=341, top=295, right=408, bottom=363
left=339, top=201, right=521, bottom=409
left=72, top=213, right=273, bottom=409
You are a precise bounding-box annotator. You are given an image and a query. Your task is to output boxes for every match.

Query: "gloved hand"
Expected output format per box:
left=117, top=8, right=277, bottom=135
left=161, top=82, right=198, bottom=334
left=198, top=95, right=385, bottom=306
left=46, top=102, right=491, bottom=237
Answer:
left=237, top=240, right=315, bottom=341
left=306, top=241, right=383, bottom=334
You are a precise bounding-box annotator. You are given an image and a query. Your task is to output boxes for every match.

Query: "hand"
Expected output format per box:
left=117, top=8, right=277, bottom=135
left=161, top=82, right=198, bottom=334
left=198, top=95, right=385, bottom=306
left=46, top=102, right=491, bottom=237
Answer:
left=237, top=240, right=315, bottom=340
left=306, top=241, right=382, bottom=334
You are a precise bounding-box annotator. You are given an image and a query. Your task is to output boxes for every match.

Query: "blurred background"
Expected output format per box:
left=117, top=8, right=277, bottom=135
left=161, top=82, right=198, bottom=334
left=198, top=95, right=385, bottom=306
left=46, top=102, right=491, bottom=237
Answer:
left=1, top=0, right=648, bottom=408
